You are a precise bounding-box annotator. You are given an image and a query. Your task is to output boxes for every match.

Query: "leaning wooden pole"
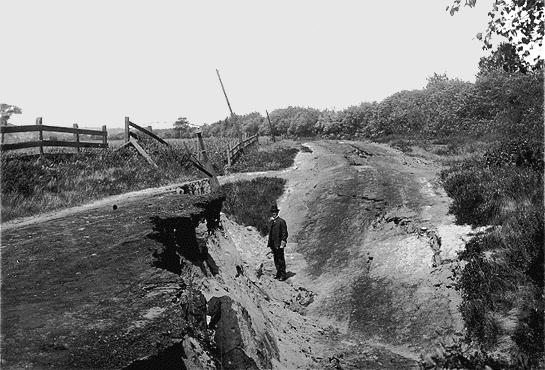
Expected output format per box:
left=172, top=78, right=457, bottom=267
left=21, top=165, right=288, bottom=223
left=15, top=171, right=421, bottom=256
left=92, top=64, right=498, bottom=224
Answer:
left=266, top=110, right=275, bottom=143
left=216, top=69, right=242, bottom=142
left=216, top=69, right=234, bottom=118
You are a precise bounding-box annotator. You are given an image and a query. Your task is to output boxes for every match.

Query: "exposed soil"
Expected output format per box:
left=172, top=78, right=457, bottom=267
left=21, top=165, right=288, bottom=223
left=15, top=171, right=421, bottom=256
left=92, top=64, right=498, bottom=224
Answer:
left=1, top=140, right=473, bottom=369
left=215, top=140, right=472, bottom=368
left=260, top=140, right=472, bottom=368
left=1, top=193, right=222, bottom=368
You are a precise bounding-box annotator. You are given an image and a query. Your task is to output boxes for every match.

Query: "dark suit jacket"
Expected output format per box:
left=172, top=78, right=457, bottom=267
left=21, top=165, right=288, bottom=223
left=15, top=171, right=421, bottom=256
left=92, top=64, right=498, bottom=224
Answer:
left=267, top=217, right=288, bottom=250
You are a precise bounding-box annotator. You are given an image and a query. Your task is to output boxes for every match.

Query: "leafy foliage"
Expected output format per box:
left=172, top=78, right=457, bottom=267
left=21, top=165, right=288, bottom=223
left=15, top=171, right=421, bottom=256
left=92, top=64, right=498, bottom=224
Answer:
left=173, top=117, right=195, bottom=138
left=448, top=0, right=544, bottom=68
left=441, top=137, right=544, bottom=366
left=201, top=112, right=265, bottom=138
left=198, top=70, right=542, bottom=145
left=484, top=137, right=544, bottom=171
left=220, top=177, right=286, bottom=236
left=478, top=42, right=529, bottom=74
left=0, top=103, right=22, bottom=125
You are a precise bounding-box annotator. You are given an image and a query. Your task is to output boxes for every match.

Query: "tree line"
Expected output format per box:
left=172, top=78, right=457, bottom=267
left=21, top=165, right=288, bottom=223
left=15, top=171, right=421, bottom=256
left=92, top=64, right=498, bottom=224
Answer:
left=193, top=45, right=542, bottom=143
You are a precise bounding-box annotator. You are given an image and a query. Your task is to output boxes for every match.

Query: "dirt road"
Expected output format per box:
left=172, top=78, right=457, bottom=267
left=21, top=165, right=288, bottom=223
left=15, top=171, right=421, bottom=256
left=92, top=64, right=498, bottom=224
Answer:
left=253, top=140, right=471, bottom=368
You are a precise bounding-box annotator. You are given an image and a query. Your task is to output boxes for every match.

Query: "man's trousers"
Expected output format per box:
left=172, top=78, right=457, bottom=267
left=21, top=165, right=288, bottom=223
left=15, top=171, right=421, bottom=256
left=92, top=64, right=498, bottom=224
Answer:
left=272, top=248, right=286, bottom=277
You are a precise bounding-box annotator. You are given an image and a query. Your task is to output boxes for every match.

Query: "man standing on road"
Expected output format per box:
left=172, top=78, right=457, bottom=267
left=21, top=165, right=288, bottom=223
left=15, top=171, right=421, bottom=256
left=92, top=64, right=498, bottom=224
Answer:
left=267, top=204, right=288, bottom=281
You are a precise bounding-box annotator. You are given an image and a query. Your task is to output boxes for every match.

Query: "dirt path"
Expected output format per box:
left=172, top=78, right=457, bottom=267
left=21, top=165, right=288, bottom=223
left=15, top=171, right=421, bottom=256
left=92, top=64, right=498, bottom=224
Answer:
left=262, top=140, right=470, bottom=368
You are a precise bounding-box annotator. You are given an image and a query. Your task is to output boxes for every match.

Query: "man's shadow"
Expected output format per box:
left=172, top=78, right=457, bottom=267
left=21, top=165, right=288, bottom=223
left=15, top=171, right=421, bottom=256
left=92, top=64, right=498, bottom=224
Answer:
left=147, top=216, right=218, bottom=276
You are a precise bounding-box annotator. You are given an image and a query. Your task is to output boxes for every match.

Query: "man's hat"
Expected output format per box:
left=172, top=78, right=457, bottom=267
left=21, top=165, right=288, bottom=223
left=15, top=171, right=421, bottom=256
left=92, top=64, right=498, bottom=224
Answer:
left=270, top=204, right=279, bottom=213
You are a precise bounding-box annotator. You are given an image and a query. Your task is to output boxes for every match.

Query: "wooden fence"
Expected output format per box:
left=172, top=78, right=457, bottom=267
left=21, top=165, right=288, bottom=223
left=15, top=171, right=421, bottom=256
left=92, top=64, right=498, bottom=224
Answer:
left=1, top=117, right=107, bottom=153
left=227, top=133, right=259, bottom=166
left=1, top=115, right=260, bottom=170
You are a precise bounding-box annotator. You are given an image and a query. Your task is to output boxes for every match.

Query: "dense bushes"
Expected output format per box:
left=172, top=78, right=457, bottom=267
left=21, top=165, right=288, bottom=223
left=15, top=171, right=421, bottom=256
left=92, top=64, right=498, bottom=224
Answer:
left=442, top=139, right=543, bottom=225
left=201, top=69, right=543, bottom=146
left=441, top=137, right=544, bottom=367
left=441, top=165, right=542, bottom=226
left=220, top=177, right=286, bottom=236
left=484, top=138, right=544, bottom=171
left=228, top=147, right=299, bottom=173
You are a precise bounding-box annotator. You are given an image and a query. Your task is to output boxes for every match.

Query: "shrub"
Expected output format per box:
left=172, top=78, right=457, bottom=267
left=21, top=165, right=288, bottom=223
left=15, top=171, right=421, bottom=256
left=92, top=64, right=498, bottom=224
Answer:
left=220, top=177, right=286, bottom=235
left=441, top=149, right=542, bottom=226
left=484, top=137, right=544, bottom=172
left=442, top=134, right=544, bottom=366
left=389, top=139, right=413, bottom=153
left=228, top=148, right=298, bottom=173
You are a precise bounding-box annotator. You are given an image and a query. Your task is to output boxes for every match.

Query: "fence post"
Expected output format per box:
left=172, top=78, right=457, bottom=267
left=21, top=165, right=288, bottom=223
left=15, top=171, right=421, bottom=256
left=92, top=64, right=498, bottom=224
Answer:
left=196, top=131, right=209, bottom=164
left=196, top=140, right=201, bottom=161
left=195, top=131, right=219, bottom=190
left=266, top=110, right=275, bottom=142
left=227, top=143, right=231, bottom=167
left=36, top=117, right=43, bottom=154
left=124, top=116, right=130, bottom=143
left=73, top=123, right=80, bottom=153
left=102, top=125, right=107, bottom=147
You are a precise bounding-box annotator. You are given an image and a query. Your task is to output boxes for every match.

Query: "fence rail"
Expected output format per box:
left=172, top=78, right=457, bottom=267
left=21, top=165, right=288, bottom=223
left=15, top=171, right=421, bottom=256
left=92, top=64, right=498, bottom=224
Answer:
left=1, top=125, right=104, bottom=136
left=128, top=120, right=168, bottom=146
left=227, top=133, right=258, bottom=166
left=1, top=118, right=107, bottom=153
left=1, top=140, right=107, bottom=151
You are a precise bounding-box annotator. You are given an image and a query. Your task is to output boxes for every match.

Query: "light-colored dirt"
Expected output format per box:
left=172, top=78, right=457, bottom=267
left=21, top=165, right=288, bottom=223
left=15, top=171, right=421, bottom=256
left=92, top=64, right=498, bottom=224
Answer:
left=245, top=140, right=472, bottom=368
left=214, top=140, right=473, bottom=368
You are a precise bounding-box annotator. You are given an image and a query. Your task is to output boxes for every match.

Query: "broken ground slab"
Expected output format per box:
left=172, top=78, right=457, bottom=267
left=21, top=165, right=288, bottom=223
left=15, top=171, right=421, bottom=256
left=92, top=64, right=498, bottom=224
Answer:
left=202, top=216, right=326, bottom=369
left=1, top=192, right=224, bottom=369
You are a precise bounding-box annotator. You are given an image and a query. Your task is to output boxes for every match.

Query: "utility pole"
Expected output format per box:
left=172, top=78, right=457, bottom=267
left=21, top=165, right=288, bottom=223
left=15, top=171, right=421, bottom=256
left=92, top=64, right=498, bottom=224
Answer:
left=216, top=69, right=242, bottom=142
left=266, top=110, right=275, bottom=142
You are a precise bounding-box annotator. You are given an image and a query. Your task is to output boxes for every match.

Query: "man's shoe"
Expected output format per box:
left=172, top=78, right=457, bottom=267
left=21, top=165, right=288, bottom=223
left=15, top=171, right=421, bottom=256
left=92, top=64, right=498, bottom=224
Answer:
left=279, top=274, right=288, bottom=281
left=274, top=273, right=281, bottom=279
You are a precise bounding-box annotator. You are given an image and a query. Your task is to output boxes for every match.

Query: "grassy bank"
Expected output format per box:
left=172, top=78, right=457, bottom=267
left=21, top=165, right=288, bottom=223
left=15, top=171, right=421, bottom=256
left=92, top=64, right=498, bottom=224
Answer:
left=228, top=140, right=299, bottom=173
left=220, top=177, right=286, bottom=235
left=1, top=136, right=294, bottom=222
left=1, top=145, right=204, bottom=222
left=437, top=138, right=544, bottom=368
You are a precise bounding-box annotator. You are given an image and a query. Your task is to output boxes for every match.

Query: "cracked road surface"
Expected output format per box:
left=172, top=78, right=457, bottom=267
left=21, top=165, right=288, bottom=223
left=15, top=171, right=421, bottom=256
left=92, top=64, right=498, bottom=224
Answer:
left=265, top=140, right=466, bottom=369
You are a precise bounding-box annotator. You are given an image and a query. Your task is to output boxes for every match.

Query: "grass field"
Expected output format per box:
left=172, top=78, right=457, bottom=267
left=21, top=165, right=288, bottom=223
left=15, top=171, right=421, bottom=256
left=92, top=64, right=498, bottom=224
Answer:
left=228, top=140, right=300, bottom=173
left=1, top=136, right=294, bottom=222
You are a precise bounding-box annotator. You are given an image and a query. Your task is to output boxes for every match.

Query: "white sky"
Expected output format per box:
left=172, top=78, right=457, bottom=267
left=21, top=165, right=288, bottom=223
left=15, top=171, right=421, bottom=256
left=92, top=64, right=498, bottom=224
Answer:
left=1, top=0, right=492, bottom=129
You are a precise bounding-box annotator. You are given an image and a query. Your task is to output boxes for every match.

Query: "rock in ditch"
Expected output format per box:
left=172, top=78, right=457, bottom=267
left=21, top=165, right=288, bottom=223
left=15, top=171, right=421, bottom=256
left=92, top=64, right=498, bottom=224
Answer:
left=182, top=336, right=217, bottom=370
left=207, top=295, right=279, bottom=370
